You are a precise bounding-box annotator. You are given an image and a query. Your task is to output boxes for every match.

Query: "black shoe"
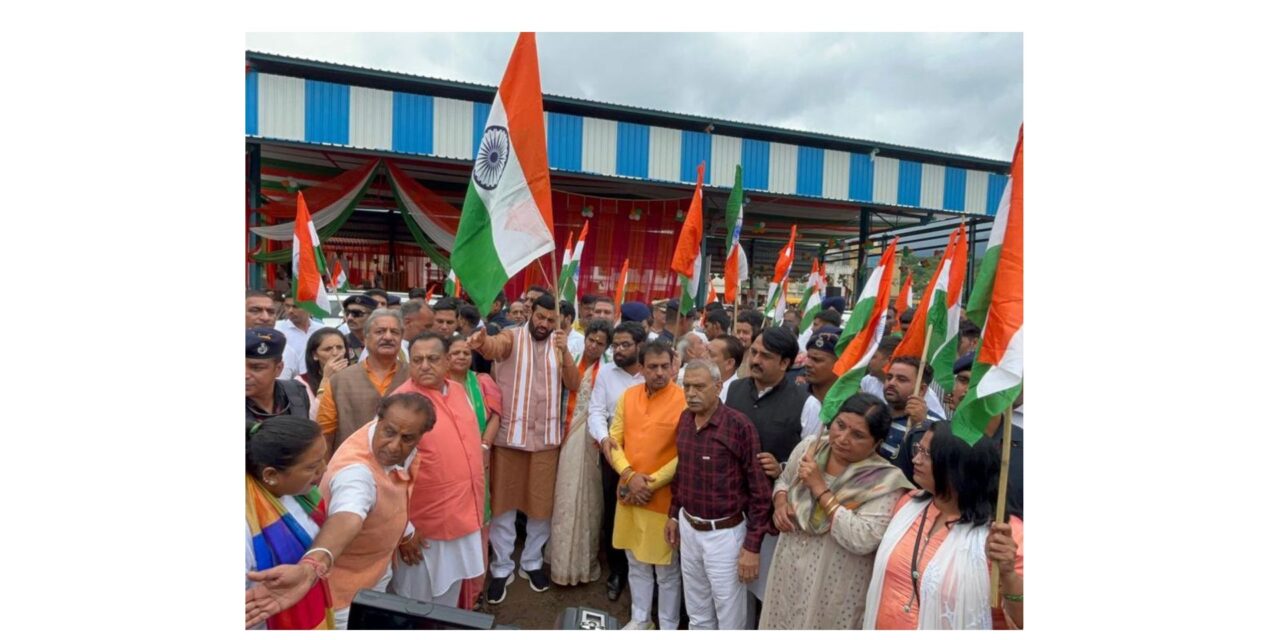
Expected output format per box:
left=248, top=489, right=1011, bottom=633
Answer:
left=519, top=567, right=551, bottom=592
left=606, top=573, right=624, bottom=601
left=487, top=573, right=514, bottom=604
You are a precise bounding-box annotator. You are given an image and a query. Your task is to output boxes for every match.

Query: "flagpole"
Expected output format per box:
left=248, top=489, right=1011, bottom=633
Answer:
left=989, top=403, right=1016, bottom=607
left=906, top=322, right=935, bottom=433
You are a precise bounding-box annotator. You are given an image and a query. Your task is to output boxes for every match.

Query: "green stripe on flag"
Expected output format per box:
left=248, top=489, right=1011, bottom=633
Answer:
left=819, top=363, right=869, bottom=424
left=949, top=358, right=1022, bottom=445
left=452, top=182, right=507, bottom=312
left=966, top=244, right=1002, bottom=328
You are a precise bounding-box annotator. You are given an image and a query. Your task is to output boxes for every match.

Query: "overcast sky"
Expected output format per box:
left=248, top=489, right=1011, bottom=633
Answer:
left=246, top=32, right=1022, bottom=161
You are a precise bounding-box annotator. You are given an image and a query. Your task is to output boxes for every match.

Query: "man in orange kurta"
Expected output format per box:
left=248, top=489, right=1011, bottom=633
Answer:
left=608, top=342, right=685, bottom=630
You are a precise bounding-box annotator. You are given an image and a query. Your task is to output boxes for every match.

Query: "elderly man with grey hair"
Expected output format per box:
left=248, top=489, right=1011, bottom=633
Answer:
left=664, top=359, right=772, bottom=629
left=675, top=332, right=708, bottom=386
left=317, top=307, right=411, bottom=451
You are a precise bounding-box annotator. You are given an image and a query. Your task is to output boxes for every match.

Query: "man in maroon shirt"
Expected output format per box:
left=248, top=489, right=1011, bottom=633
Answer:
left=664, top=359, right=772, bottom=630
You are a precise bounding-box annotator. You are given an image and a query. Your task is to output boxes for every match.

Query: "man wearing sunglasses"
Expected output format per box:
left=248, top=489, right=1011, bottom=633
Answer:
left=338, top=294, right=378, bottom=362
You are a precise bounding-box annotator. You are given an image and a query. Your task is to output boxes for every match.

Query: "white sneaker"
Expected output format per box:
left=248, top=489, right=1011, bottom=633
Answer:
left=621, top=620, right=655, bottom=630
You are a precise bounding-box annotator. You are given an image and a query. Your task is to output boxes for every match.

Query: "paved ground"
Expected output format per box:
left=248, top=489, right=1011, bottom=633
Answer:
left=477, top=537, right=632, bottom=629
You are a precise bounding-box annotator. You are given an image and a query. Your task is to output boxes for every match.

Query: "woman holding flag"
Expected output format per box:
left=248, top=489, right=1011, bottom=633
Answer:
left=862, top=420, right=1024, bottom=630
left=760, top=393, right=914, bottom=629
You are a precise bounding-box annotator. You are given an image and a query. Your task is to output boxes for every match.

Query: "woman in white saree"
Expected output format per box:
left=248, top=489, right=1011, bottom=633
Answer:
left=863, top=420, right=1024, bottom=630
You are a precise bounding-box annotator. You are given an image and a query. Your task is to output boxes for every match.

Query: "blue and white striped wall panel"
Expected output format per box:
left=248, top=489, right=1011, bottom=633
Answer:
left=247, top=71, right=1008, bottom=214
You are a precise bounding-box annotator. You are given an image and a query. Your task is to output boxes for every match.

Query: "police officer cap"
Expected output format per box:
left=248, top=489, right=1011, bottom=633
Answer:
left=805, top=325, right=842, bottom=354
left=343, top=294, right=378, bottom=310
left=822, top=295, right=846, bottom=315
left=386, top=294, right=402, bottom=305
left=246, top=328, right=287, bottom=359
left=621, top=301, right=652, bottom=323
left=953, top=351, right=975, bottom=374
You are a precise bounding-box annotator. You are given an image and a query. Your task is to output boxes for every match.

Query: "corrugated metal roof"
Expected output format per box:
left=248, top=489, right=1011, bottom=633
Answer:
left=245, top=50, right=1011, bottom=172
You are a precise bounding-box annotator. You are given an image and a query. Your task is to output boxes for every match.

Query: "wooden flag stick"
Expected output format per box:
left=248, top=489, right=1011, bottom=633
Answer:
left=989, top=403, right=1015, bottom=607
left=904, top=322, right=935, bottom=433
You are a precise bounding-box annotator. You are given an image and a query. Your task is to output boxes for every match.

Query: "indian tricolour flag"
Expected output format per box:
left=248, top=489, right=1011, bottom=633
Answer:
left=291, top=192, right=334, bottom=317
left=452, top=32, right=555, bottom=313
left=820, top=237, right=899, bottom=424
left=952, top=126, right=1023, bottom=445
left=892, top=227, right=958, bottom=365
left=764, top=225, right=797, bottom=326
left=798, top=257, right=826, bottom=333
left=329, top=254, right=349, bottom=293
left=672, top=164, right=706, bottom=315
left=558, top=221, right=589, bottom=309
left=931, top=222, right=969, bottom=394
left=444, top=268, right=463, bottom=298
left=835, top=239, right=897, bottom=355
left=893, top=272, right=913, bottom=333
left=723, top=165, right=750, bottom=305
left=614, top=258, right=630, bottom=311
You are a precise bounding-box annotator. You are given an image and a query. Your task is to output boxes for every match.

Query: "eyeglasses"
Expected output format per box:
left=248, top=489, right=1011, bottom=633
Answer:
left=911, top=443, right=932, bottom=459
left=346, top=309, right=368, bottom=318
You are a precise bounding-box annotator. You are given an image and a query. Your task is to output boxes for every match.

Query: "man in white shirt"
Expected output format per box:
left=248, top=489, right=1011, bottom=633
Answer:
left=277, top=296, right=325, bottom=380
left=587, top=321, right=647, bottom=602
left=561, top=300, right=585, bottom=363
left=707, top=335, right=745, bottom=402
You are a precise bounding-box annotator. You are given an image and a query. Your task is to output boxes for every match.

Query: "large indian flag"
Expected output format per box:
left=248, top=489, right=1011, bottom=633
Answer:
left=820, top=238, right=899, bottom=424
left=452, top=32, right=555, bottom=313
left=951, top=126, right=1023, bottom=445
left=291, top=192, right=334, bottom=317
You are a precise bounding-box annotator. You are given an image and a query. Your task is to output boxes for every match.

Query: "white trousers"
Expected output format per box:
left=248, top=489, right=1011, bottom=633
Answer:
left=678, top=510, right=749, bottom=630
left=489, top=509, right=551, bottom=577
left=389, top=553, right=465, bottom=605
left=626, top=549, right=682, bottom=629
left=333, top=565, right=393, bottom=630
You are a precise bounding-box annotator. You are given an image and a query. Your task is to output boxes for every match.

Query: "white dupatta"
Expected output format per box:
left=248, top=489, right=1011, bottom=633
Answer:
left=863, top=496, right=993, bottom=630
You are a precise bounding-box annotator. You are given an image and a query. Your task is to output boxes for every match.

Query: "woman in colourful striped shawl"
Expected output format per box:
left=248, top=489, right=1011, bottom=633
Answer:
left=245, top=416, right=333, bottom=629
left=445, top=333, right=502, bottom=609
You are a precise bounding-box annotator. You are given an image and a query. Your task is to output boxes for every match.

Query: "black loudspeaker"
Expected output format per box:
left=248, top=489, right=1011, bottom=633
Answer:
left=558, top=606, right=620, bottom=630
left=347, top=589, right=498, bottom=630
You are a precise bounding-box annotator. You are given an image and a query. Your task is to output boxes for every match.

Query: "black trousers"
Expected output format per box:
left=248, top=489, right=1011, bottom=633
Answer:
left=599, top=451, right=629, bottom=580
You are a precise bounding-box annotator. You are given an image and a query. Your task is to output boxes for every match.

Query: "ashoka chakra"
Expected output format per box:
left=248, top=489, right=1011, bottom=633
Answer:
left=473, top=126, right=511, bottom=190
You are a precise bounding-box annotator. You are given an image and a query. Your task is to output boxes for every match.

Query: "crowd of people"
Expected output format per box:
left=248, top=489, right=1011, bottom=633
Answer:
left=244, top=285, right=1024, bottom=630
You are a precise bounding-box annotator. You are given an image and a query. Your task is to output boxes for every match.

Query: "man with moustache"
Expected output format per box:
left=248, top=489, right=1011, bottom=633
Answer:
left=318, top=308, right=411, bottom=452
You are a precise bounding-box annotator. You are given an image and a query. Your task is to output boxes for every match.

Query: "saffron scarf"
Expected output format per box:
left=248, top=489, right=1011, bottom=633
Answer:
left=786, top=440, right=915, bottom=535
left=245, top=475, right=334, bottom=630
